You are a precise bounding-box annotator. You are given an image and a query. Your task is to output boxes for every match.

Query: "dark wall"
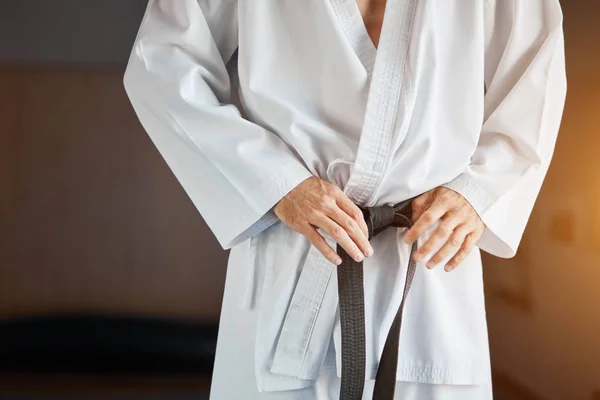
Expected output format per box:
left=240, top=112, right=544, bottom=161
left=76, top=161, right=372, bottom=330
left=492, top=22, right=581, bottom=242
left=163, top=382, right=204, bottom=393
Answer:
left=0, top=0, right=147, bottom=67
left=0, top=1, right=229, bottom=321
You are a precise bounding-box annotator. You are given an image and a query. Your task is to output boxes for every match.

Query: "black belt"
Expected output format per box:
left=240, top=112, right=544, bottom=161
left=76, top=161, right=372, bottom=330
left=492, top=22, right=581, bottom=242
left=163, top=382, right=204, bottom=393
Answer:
left=336, top=197, right=418, bottom=400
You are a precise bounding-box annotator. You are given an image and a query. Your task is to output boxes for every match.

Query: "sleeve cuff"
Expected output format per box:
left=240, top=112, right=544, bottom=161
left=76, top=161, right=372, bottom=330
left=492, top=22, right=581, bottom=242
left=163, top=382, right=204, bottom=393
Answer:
left=221, top=161, right=314, bottom=249
left=441, top=173, right=495, bottom=217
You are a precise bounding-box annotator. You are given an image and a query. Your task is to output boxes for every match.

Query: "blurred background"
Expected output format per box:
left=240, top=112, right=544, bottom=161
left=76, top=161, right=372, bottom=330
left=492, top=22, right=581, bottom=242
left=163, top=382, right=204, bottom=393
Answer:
left=0, top=1, right=598, bottom=399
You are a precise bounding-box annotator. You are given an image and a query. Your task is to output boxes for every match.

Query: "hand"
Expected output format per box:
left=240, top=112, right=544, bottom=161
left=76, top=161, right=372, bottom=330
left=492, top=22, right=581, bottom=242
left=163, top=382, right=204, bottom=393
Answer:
left=403, top=187, right=485, bottom=272
left=274, top=176, right=373, bottom=265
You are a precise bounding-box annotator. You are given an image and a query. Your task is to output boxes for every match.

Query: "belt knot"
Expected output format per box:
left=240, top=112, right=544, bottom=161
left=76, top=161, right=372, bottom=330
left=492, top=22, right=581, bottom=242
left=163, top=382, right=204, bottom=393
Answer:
left=361, top=198, right=414, bottom=240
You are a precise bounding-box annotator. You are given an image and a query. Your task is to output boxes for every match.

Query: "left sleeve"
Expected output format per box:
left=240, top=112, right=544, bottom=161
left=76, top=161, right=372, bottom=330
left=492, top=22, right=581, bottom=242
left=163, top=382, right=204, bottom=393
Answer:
left=442, top=0, right=567, bottom=258
left=123, top=0, right=313, bottom=251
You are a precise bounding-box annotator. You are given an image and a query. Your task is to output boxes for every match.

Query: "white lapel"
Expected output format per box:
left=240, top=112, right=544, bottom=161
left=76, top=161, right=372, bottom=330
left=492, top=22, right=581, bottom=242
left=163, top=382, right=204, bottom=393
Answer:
left=342, top=0, right=419, bottom=207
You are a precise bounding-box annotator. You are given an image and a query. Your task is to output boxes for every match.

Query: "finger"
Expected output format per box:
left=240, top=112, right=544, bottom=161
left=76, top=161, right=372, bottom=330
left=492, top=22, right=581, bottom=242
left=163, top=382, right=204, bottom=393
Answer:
left=413, top=211, right=462, bottom=264
left=425, top=224, right=471, bottom=269
left=301, top=224, right=342, bottom=265
left=411, top=190, right=435, bottom=223
left=316, top=213, right=365, bottom=263
left=328, top=203, right=373, bottom=257
left=335, top=194, right=370, bottom=242
left=445, top=232, right=477, bottom=271
left=329, top=205, right=373, bottom=258
left=403, top=196, right=450, bottom=245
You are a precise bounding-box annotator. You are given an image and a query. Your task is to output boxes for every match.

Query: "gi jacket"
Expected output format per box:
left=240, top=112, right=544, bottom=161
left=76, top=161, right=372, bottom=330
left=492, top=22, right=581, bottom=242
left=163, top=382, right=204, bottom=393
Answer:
left=124, top=0, right=567, bottom=392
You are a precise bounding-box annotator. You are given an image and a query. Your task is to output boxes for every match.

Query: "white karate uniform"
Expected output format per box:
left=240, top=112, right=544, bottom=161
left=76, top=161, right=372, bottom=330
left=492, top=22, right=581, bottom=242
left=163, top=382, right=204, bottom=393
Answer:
left=123, top=0, right=567, bottom=398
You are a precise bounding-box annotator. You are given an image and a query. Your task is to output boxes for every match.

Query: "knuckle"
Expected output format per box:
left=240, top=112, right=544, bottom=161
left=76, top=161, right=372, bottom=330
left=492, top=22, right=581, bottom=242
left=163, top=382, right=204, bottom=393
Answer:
left=437, top=225, right=451, bottom=237
left=437, top=196, right=450, bottom=207
left=331, top=225, right=343, bottom=238
left=459, top=208, right=471, bottom=219
left=459, top=218, right=471, bottom=227
left=324, top=184, right=339, bottom=196
left=323, top=200, right=337, bottom=213
left=449, top=236, right=463, bottom=247
left=345, top=218, right=358, bottom=232
left=352, top=208, right=364, bottom=221
left=422, top=214, right=434, bottom=224
left=317, top=196, right=330, bottom=208
left=443, top=193, right=459, bottom=206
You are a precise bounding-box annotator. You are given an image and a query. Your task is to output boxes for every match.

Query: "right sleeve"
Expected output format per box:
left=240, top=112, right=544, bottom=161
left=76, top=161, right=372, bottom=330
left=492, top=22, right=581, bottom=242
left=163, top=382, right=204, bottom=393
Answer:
left=123, top=0, right=313, bottom=250
left=441, top=0, right=566, bottom=258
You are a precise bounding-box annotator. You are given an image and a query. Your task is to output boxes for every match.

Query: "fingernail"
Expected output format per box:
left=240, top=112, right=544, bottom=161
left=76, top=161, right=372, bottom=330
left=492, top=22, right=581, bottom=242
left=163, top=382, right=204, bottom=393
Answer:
left=355, top=253, right=364, bottom=262
left=413, top=253, right=423, bottom=262
left=426, top=261, right=434, bottom=269
left=334, top=257, right=342, bottom=265
left=444, top=264, right=452, bottom=272
left=365, top=247, right=374, bottom=257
